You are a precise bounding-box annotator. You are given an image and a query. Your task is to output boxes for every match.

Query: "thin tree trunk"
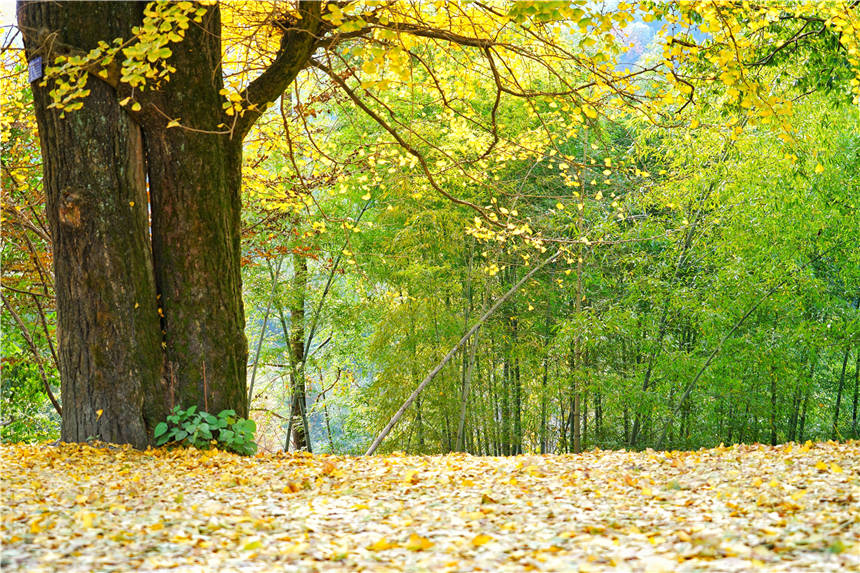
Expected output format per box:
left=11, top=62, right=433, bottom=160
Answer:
left=832, top=344, right=851, bottom=440
left=322, top=390, right=335, bottom=452
left=456, top=328, right=481, bottom=451
left=540, top=356, right=549, bottom=454
left=798, top=390, right=810, bottom=442
left=770, top=366, right=778, bottom=446
left=512, top=314, right=522, bottom=455
left=788, top=388, right=800, bottom=442
left=851, top=352, right=859, bottom=438
left=247, top=258, right=283, bottom=406
left=287, top=253, right=310, bottom=451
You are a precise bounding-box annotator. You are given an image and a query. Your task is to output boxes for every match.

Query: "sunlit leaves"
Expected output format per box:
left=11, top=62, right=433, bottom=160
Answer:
left=43, top=1, right=211, bottom=112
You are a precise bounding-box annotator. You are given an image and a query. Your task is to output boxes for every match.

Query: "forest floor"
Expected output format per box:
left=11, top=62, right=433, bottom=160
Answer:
left=1, top=441, right=857, bottom=572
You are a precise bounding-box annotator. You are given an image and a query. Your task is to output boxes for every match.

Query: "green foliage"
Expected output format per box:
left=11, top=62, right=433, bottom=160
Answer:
left=0, top=318, right=60, bottom=444
left=154, top=406, right=257, bottom=456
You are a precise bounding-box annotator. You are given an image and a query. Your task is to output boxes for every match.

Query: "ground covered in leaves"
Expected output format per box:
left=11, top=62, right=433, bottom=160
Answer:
left=1, top=441, right=858, bottom=572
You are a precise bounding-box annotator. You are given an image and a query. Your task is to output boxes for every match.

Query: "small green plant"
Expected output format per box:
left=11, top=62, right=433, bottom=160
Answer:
left=154, top=406, right=257, bottom=456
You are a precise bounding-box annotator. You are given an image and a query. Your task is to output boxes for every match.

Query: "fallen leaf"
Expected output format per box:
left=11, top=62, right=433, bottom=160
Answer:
left=405, top=533, right=434, bottom=551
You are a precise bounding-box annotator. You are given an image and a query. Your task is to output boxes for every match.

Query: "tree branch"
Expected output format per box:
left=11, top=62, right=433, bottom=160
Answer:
left=234, top=1, right=323, bottom=140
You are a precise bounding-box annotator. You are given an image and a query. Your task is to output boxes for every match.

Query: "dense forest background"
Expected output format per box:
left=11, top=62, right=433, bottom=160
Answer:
left=2, top=2, right=858, bottom=454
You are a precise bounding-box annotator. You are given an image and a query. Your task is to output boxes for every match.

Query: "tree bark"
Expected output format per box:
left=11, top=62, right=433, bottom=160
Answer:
left=287, top=253, right=310, bottom=451
left=832, top=344, right=851, bottom=439
left=141, top=5, right=247, bottom=417
left=851, top=351, right=859, bottom=438
left=19, top=1, right=165, bottom=447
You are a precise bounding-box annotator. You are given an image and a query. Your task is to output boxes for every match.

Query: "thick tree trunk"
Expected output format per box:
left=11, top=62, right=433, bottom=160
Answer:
left=19, top=1, right=165, bottom=447
left=142, top=5, right=248, bottom=417
left=17, top=2, right=322, bottom=447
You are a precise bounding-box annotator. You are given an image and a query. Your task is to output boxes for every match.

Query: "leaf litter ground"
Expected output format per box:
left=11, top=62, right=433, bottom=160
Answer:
left=1, top=441, right=857, bottom=572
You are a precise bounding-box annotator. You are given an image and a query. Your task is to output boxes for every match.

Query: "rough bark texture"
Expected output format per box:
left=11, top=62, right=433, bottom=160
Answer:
left=17, top=1, right=323, bottom=446
left=19, top=1, right=165, bottom=447
left=141, top=5, right=248, bottom=417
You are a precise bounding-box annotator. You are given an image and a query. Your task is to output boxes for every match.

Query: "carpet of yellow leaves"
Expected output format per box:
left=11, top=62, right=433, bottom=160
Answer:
left=1, top=441, right=858, bottom=571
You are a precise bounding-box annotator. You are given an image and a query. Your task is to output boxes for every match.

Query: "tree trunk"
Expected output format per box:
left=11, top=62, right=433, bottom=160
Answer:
left=512, top=315, right=522, bottom=455
left=141, top=5, right=247, bottom=417
left=19, top=1, right=165, bottom=447
left=287, top=253, right=310, bottom=451
left=456, top=328, right=480, bottom=451
left=851, top=351, right=859, bottom=438
left=798, top=390, right=809, bottom=442
left=540, top=357, right=548, bottom=454
left=769, top=366, right=778, bottom=446
left=17, top=1, right=323, bottom=447
left=832, top=344, right=851, bottom=440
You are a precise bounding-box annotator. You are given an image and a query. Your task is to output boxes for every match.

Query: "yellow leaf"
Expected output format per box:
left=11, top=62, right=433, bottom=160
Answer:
left=167, top=119, right=181, bottom=128
left=830, top=463, right=843, bottom=474
left=129, top=201, right=135, bottom=207
left=368, top=537, right=395, bottom=551
left=361, top=193, right=371, bottom=201
left=815, top=460, right=828, bottom=471
left=96, top=409, right=103, bottom=419
left=77, top=511, right=95, bottom=528
left=814, top=163, right=824, bottom=174
left=131, top=102, right=141, bottom=112
left=471, top=534, right=493, bottom=547
left=405, top=533, right=434, bottom=551
left=282, top=542, right=308, bottom=554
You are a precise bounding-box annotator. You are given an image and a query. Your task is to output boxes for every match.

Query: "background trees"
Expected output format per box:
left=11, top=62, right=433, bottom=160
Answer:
left=2, top=1, right=858, bottom=451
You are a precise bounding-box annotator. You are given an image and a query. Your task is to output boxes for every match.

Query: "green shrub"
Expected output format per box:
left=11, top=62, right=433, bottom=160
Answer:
left=154, top=406, right=257, bottom=456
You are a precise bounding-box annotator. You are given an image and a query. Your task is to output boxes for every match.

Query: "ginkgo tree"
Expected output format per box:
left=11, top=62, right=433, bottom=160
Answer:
left=13, top=0, right=860, bottom=448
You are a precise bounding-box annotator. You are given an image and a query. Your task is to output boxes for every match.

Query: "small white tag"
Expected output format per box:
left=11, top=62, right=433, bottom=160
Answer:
left=28, top=57, right=42, bottom=83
